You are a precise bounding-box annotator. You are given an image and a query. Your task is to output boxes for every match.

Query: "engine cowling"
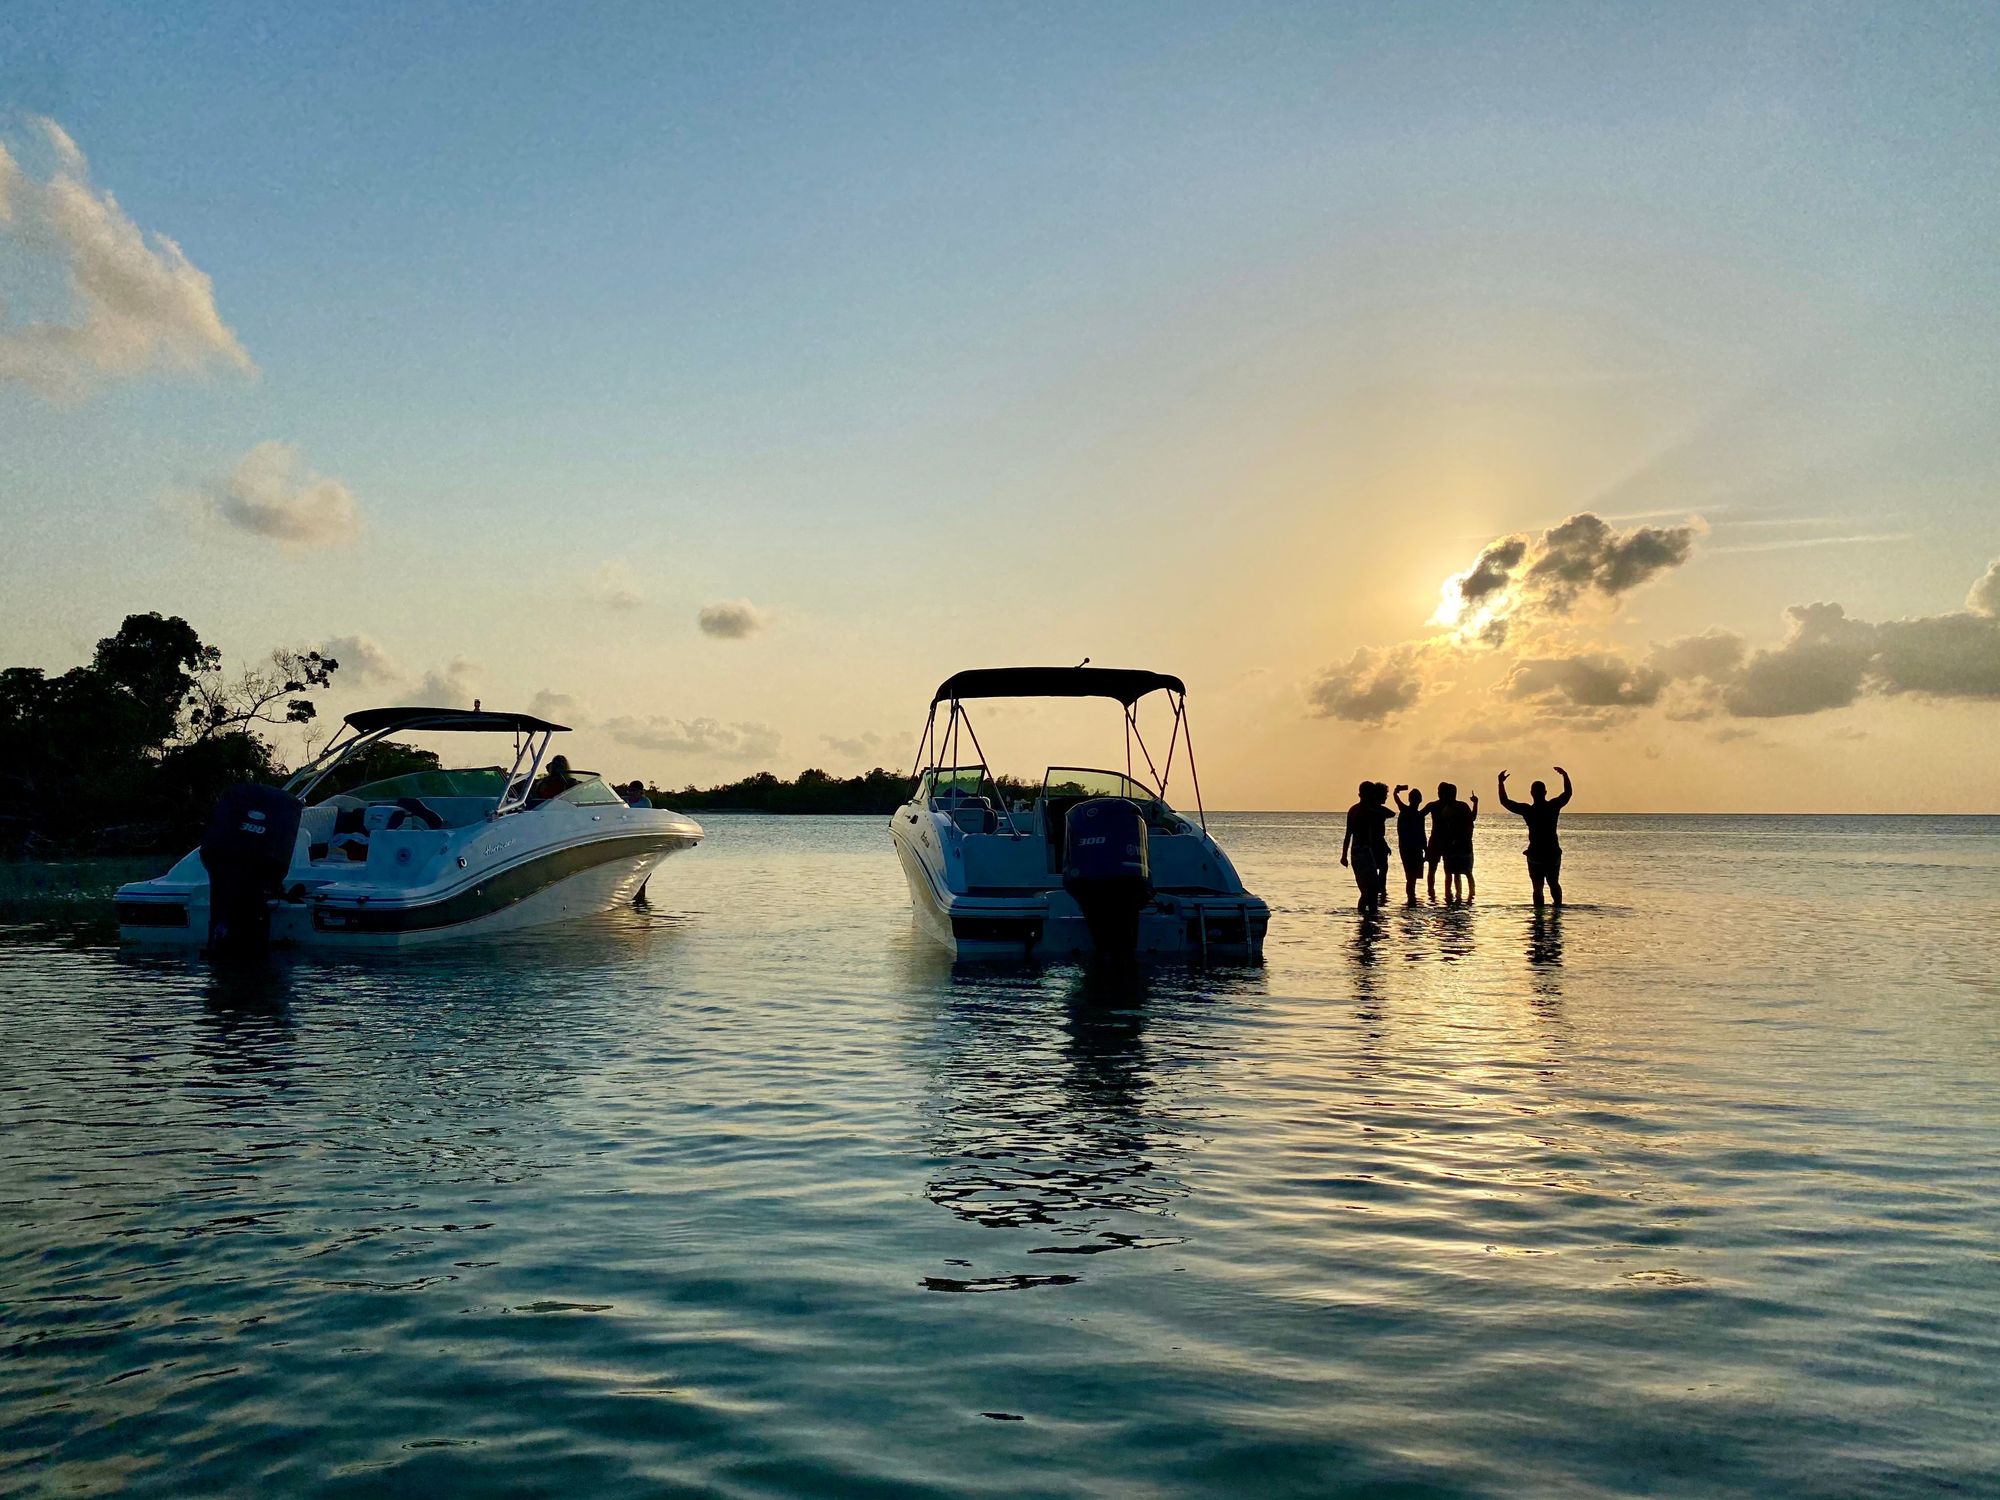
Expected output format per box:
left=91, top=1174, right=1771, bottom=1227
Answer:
left=1062, top=797, right=1152, bottom=957
left=199, top=782, right=303, bottom=954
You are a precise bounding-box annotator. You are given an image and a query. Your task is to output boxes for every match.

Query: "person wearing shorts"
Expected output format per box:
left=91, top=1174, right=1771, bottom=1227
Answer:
left=1441, top=790, right=1478, bottom=901
left=1499, top=766, right=1572, bottom=908
left=1340, top=780, right=1394, bottom=914
left=1392, top=784, right=1428, bottom=903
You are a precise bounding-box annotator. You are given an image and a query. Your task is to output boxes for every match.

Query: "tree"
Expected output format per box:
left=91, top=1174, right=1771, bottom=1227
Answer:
left=183, top=647, right=338, bottom=745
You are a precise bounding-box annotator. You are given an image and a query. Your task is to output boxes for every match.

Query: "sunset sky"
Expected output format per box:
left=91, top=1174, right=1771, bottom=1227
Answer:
left=3, top=3, right=1997, bottom=810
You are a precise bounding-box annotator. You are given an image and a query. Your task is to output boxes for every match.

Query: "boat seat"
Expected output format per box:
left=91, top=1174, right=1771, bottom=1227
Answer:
left=945, top=796, right=997, bottom=833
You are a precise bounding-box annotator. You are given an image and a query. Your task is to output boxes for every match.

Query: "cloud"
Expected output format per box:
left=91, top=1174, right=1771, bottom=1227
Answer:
left=1433, top=511, right=1701, bottom=643
left=528, top=689, right=586, bottom=727
left=1968, top=561, right=2000, bottom=619
left=1304, top=644, right=1431, bottom=724
left=1648, top=629, right=1746, bottom=684
left=1643, top=559, right=2000, bottom=718
left=175, top=441, right=363, bottom=551
left=320, top=634, right=399, bottom=687
left=697, top=599, right=766, bottom=639
left=1720, top=603, right=1878, bottom=718
left=414, top=656, right=478, bottom=709
left=586, top=560, right=644, bottom=611
left=0, top=118, right=253, bottom=400
left=821, top=730, right=888, bottom=760
left=1873, top=612, right=2000, bottom=700
left=1506, top=653, right=1667, bottom=709
left=603, top=714, right=780, bottom=762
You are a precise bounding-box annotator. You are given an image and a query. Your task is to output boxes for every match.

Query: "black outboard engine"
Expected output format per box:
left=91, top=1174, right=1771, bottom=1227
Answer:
left=1062, top=797, right=1152, bottom=958
left=199, top=783, right=303, bottom=955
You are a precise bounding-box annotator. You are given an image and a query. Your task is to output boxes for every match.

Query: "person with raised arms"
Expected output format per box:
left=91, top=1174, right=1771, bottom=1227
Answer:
left=1498, top=766, right=1573, bottom=909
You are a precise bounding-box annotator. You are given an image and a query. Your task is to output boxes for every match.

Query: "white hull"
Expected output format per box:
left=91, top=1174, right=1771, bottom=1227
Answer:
left=118, top=803, right=701, bottom=951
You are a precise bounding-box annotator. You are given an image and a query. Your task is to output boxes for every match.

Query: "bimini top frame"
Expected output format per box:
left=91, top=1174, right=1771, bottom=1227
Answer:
left=283, top=705, right=567, bottom=816
left=910, top=666, right=1207, bottom=832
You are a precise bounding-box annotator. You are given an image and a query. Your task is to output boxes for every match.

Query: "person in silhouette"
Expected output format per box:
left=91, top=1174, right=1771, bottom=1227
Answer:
left=1426, top=782, right=1478, bottom=901
left=1498, top=766, right=1572, bottom=908
left=530, top=753, right=577, bottom=804
left=1340, top=780, right=1394, bottom=914
left=1392, top=784, right=1428, bottom=903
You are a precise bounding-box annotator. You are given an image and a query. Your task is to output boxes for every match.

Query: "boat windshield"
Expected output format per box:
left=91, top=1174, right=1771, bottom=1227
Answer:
left=925, top=766, right=991, bottom=800
left=1042, top=767, right=1158, bottom=803
left=325, top=767, right=509, bottom=804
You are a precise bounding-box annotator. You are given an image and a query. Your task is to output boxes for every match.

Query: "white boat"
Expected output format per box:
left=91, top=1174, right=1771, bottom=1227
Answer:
left=891, top=667, right=1269, bottom=961
left=116, top=706, right=701, bottom=950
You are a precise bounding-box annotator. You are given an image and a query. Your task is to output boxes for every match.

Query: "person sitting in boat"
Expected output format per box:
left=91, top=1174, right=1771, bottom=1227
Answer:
left=621, top=780, right=651, bottom=808
left=530, top=754, right=579, bottom=804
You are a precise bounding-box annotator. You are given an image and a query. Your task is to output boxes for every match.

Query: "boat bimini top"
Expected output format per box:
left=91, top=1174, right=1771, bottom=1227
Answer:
left=911, top=665, right=1208, bottom=831
left=286, top=705, right=572, bottom=816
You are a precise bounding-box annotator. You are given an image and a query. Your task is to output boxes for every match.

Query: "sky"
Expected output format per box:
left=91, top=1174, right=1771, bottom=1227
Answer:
left=2, top=1, right=1997, bottom=811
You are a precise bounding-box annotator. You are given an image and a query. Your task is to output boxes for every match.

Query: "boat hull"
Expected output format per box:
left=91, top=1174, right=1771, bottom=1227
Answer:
left=117, top=826, right=699, bottom=951
left=891, top=819, right=1267, bottom=962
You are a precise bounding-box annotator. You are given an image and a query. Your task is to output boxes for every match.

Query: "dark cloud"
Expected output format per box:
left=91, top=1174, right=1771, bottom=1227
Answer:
left=1438, top=512, right=1701, bottom=631
left=1304, top=645, right=1428, bottom=724
left=1526, top=513, right=1699, bottom=608
left=1873, top=613, right=2000, bottom=700
left=697, top=600, right=765, bottom=639
left=1720, top=603, right=1876, bottom=718
left=1506, top=653, right=1667, bottom=709
left=1457, top=537, right=1527, bottom=606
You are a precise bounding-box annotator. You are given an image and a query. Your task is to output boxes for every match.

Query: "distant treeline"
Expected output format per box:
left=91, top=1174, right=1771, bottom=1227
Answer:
left=648, top=768, right=1039, bottom=816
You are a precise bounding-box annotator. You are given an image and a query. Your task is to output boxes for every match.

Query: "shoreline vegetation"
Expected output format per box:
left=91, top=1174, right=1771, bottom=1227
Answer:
left=642, top=769, right=1036, bottom=818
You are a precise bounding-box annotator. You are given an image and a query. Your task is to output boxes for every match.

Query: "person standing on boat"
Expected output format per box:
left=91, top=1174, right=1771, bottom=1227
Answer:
left=1498, top=766, right=1572, bottom=908
left=1340, top=781, right=1394, bottom=914
left=1392, top=784, right=1428, bottom=903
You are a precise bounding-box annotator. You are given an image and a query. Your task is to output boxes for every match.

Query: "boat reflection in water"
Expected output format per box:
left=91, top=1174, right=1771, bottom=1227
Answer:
left=910, top=961, right=1264, bottom=1292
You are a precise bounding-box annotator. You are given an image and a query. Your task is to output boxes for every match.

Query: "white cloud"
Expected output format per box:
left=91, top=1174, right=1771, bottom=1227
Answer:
left=175, top=441, right=364, bottom=551
left=697, top=599, right=766, bottom=639
left=586, top=560, right=644, bottom=611
left=320, top=634, right=399, bottom=687
left=1968, top=560, right=2000, bottom=619
left=604, top=714, right=780, bottom=763
left=0, top=118, right=253, bottom=400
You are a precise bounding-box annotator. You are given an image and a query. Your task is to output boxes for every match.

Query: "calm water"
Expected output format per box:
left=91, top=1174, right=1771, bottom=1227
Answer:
left=4, top=815, right=1998, bottom=1498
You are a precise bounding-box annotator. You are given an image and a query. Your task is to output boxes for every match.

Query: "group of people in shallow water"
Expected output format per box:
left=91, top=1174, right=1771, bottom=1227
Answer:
left=1341, top=767, right=1574, bottom=914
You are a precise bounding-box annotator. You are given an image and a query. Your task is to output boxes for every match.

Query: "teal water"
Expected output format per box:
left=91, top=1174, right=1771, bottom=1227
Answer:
left=3, top=815, right=1997, bottom=1498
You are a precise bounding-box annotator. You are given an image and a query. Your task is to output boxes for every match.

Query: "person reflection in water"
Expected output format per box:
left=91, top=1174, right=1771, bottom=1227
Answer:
left=1499, top=765, right=1573, bottom=908
left=1392, top=784, right=1428, bottom=904
left=1340, top=781, right=1393, bottom=914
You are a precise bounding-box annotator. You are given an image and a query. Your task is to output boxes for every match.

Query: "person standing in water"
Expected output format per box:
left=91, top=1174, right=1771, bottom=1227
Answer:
left=1425, top=782, right=1478, bottom=901
left=1392, top=784, right=1428, bottom=903
left=1340, top=781, right=1394, bottom=914
left=1498, top=766, right=1572, bottom=908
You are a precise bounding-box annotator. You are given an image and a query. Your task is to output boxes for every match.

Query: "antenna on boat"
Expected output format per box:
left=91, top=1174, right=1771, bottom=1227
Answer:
left=473, top=698, right=481, bottom=711
left=1076, top=656, right=1090, bottom=668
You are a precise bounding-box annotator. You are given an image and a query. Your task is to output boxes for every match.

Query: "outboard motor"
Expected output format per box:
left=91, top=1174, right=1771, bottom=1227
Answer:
left=198, top=783, right=303, bottom=955
left=1062, top=797, right=1152, bottom=958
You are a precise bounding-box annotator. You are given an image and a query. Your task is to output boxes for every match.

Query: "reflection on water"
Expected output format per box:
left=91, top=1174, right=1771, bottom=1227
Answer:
left=3, top=815, right=1999, bottom=1500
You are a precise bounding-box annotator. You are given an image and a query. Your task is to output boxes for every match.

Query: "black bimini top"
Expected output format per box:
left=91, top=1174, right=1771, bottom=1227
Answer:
left=343, top=706, right=570, bottom=735
left=932, top=667, right=1187, bottom=706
